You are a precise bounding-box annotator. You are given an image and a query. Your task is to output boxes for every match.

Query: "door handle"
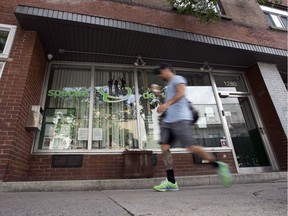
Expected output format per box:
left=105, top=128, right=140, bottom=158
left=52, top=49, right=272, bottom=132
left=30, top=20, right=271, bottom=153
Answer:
left=259, top=127, right=264, bottom=135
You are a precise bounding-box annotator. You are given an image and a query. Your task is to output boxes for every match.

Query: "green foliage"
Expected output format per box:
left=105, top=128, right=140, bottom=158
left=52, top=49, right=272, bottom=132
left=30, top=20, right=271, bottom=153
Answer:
left=256, top=0, right=282, bottom=5
left=168, top=0, right=282, bottom=23
left=168, top=0, right=221, bottom=23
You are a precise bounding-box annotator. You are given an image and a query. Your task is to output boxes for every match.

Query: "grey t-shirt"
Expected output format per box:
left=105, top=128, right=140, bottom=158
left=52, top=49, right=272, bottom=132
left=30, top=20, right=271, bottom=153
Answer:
left=163, top=75, right=193, bottom=123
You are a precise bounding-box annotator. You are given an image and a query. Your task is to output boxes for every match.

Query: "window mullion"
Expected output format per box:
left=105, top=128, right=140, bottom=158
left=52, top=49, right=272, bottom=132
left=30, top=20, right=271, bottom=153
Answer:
left=88, top=66, right=94, bottom=151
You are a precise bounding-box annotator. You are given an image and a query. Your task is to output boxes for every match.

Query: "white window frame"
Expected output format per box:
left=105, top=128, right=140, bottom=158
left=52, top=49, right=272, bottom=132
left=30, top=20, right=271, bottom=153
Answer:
left=260, top=5, right=288, bottom=30
left=0, top=23, right=17, bottom=59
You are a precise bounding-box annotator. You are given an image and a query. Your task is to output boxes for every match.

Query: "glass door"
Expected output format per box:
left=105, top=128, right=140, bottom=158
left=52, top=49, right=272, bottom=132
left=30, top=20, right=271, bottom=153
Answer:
left=220, top=95, right=270, bottom=168
left=213, top=73, right=273, bottom=172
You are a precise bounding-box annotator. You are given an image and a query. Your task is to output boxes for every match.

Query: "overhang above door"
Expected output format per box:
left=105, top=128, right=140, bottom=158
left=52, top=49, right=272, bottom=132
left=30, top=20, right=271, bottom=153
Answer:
left=15, top=5, right=287, bottom=72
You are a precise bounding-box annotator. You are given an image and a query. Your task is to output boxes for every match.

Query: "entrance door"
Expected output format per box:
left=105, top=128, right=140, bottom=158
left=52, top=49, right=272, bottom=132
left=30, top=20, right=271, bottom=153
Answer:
left=213, top=73, right=274, bottom=173
left=220, top=94, right=271, bottom=171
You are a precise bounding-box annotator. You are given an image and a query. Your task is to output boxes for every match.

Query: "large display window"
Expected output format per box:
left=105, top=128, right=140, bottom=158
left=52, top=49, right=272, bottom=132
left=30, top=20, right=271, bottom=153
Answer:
left=37, top=64, right=235, bottom=152
left=39, top=65, right=137, bottom=151
left=92, top=69, right=137, bottom=150
left=39, top=66, right=91, bottom=150
left=136, top=69, right=226, bottom=149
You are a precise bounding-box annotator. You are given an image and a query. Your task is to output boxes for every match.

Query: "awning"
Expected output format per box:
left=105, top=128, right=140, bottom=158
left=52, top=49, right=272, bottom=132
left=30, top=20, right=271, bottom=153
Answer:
left=15, top=5, right=287, bottom=72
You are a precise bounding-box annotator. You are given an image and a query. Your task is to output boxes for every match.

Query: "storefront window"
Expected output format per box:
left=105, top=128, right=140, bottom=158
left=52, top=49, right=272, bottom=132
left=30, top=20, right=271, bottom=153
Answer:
left=137, top=70, right=226, bottom=149
left=38, top=65, right=231, bottom=152
left=39, top=66, right=138, bottom=151
left=92, top=69, right=137, bottom=150
left=176, top=71, right=225, bottom=148
left=39, top=66, right=91, bottom=150
left=137, top=69, right=165, bottom=149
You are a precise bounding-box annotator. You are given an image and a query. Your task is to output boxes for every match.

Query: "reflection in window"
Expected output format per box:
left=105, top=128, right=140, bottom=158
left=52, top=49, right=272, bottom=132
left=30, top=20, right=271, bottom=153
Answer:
left=0, top=30, right=9, bottom=53
left=137, top=69, right=165, bottom=149
left=39, top=66, right=91, bottom=150
left=0, top=62, right=5, bottom=79
left=92, top=69, right=137, bottom=150
left=261, top=5, right=288, bottom=30
left=176, top=71, right=226, bottom=148
left=138, top=70, right=226, bottom=149
left=185, top=86, right=223, bottom=147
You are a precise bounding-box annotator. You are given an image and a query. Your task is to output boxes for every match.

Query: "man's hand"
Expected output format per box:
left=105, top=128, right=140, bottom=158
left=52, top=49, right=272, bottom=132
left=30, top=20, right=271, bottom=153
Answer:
left=157, top=103, right=170, bottom=113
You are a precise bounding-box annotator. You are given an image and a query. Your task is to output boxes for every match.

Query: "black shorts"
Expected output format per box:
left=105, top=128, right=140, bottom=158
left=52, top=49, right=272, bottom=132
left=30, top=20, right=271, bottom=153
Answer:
left=159, top=120, right=197, bottom=147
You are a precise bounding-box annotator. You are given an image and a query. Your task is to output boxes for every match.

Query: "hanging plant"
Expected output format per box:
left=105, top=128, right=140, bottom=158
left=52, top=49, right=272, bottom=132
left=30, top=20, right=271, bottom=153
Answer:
left=168, top=0, right=282, bottom=23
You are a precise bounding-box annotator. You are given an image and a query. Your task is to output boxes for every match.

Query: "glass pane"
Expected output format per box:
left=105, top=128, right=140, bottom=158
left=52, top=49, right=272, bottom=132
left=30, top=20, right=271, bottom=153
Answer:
left=270, top=14, right=284, bottom=28
left=137, top=69, right=166, bottom=149
left=138, top=70, right=226, bottom=149
left=39, top=66, right=91, bottom=150
left=0, top=30, right=9, bottom=53
left=270, top=14, right=283, bottom=28
left=206, top=0, right=221, bottom=13
left=92, top=69, right=137, bottom=150
left=214, top=73, right=248, bottom=92
left=177, top=71, right=226, bottom=148
left=280, top=16, right=287, bottom=28
left=221, top=97, right=270, bottom=167
left=0, top=62, right=4, bottom=77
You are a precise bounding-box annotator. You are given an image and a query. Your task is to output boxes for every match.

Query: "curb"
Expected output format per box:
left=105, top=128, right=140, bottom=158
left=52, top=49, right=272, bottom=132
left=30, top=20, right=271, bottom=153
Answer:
left=0, top=172, right=286, bottom=192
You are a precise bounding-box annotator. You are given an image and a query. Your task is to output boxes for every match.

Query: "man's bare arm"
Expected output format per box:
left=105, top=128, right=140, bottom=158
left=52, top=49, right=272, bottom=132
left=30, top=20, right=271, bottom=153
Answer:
left=157, top=83, right=186, bottom=113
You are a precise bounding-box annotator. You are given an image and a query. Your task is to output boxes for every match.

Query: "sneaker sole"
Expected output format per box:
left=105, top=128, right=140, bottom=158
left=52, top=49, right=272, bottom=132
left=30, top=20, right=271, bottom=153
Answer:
left=167, top=188, right=179, bottom=191
left=153, top=188, right=179, bottom=192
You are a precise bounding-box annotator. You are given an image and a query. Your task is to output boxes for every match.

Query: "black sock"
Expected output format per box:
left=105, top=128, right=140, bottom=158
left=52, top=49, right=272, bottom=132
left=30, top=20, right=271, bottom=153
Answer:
left=212, top=161, right=219, bottom=168
left=166, top=169, right=176, bottom=184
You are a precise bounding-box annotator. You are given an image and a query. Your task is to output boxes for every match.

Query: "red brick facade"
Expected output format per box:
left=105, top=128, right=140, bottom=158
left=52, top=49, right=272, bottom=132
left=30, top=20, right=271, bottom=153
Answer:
left=246, top=64, right=287, bottom=171
left=0, top=0, right=287, bottom=49
left=0, top=0, right=287, bottom=181
left=27, top=152, right=236, bottom=181
left=0, top=31, right=46, bottom=181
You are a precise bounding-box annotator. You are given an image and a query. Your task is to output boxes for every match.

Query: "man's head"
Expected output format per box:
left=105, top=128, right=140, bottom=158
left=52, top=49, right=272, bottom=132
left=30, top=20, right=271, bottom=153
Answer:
left=155, top=63, right=174, bottom=81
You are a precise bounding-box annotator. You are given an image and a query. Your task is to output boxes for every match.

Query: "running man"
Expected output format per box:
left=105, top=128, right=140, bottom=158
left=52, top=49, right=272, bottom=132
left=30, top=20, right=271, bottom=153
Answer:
left=152, top=63, right=232, bottom=192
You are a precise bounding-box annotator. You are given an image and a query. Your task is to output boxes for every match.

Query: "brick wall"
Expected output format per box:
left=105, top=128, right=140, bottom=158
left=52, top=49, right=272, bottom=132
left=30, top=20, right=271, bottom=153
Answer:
left=0, top=0, right=285, bottom=181
left=246, top=64, right=287, bottom=171
left=0, top=32, right=46, bottom=181
left=27, top=152, right=236, bottom=181
left=0, top=0, right=287, bottom=50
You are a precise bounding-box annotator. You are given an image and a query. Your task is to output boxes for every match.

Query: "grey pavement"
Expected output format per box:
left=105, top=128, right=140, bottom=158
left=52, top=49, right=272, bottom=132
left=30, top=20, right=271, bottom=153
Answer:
left=1, top=172, right=286, bottom=192
left=0, top=181, right=287, bottom=216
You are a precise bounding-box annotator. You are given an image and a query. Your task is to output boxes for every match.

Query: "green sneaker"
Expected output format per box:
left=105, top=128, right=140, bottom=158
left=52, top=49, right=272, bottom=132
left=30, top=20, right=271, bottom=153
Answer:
left=216, top=161, right=232, bottom=188
left=153, top=179, right=179, bottom=192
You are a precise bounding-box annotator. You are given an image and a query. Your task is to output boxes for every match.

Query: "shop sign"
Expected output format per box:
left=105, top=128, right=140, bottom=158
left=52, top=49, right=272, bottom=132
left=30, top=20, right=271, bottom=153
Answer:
left=98, top=87, right=132, bottom=103
left=142, top=92, right=156, bottom=100
left=48, top=87, right=133, bottom=103
left=48, top=89, right=89, bottom=97
left=48, top=88, right=159, bottom=103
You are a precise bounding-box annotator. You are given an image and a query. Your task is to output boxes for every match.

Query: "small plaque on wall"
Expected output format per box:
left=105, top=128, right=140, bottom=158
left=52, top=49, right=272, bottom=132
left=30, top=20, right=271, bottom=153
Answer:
left=52, top=155, right=83, bottom=168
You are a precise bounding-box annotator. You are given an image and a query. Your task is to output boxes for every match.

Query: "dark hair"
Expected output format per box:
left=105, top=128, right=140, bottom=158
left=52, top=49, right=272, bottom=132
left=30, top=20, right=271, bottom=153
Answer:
left=154, top=62, right=174, bottom=74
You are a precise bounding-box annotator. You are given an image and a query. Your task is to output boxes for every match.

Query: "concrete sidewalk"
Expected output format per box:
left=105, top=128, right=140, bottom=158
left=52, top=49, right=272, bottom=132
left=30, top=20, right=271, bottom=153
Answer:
left=0, top=181, right=287, bottom=216
left=0, top=172, right=286, bottom=192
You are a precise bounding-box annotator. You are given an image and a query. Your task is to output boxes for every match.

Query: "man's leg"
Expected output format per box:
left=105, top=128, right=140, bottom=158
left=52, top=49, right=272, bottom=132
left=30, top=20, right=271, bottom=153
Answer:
left=174, top=121, right=232, bottom=188
left=187, top=146, right=216, bottom=163
left=153, top=123, right=178, bottom=192
left=187, top=145, right=232, bottom=187
left=161, top=144, right=175, bottom=184
left=153, top=143, right=179, bottom=192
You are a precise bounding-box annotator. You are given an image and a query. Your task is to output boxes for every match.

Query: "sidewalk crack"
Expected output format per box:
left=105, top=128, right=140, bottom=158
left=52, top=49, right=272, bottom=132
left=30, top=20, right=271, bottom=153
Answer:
left=101, top=191, right=134, bottom=216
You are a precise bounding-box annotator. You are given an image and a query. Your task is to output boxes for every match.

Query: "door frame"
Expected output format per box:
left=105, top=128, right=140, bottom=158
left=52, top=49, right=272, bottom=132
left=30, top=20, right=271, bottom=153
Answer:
left=210, top=71, right=279, bottom=173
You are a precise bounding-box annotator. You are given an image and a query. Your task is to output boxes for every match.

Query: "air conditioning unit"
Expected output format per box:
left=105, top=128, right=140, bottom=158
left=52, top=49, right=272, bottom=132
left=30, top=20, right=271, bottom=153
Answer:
left=25, top=105, right=43, bottom=131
